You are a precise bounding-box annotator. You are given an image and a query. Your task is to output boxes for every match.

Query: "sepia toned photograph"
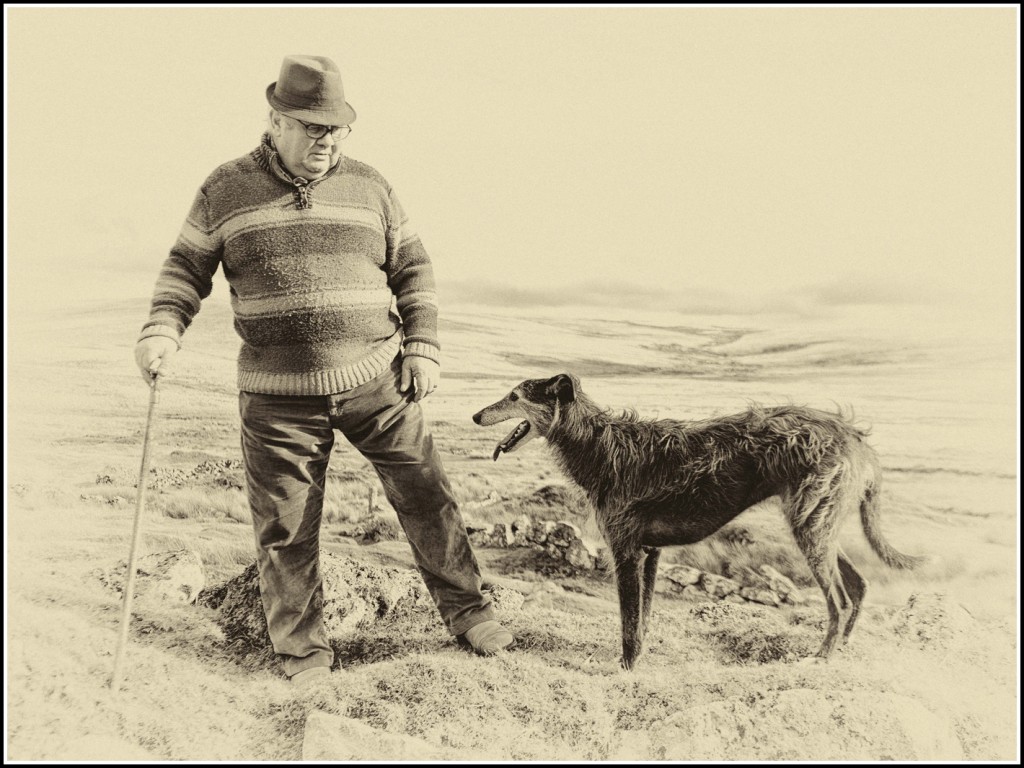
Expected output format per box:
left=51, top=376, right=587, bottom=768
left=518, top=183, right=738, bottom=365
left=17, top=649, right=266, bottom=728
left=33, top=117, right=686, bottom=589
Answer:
left=5, top=4, right=1019, bottom=762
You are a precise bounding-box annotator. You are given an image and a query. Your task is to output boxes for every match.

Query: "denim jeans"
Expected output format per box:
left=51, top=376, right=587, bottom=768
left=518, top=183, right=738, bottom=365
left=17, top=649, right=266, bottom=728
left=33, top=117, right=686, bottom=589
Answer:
left=238, top=355, right=494, bottom=676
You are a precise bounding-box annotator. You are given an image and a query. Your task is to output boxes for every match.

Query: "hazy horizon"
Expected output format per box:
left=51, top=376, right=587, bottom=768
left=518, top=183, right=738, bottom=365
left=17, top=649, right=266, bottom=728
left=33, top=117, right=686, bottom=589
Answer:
left=5, top=5, right=1019, bottom=338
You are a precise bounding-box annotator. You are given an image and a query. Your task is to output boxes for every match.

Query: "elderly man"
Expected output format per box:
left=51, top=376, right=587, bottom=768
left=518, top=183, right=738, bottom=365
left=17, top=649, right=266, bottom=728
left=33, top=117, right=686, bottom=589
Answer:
left=134, top=55, right=513, bottom=687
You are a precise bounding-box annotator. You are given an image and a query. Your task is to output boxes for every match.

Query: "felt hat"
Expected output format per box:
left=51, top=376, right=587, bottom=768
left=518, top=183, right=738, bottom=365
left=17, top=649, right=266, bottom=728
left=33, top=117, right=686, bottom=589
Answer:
left=266, top=55, right=356, bottom=125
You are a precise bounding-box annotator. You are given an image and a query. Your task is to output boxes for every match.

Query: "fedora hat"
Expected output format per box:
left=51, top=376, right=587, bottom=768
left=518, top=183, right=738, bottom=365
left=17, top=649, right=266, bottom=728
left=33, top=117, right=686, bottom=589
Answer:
left=266, top=55, right=357, bottom=125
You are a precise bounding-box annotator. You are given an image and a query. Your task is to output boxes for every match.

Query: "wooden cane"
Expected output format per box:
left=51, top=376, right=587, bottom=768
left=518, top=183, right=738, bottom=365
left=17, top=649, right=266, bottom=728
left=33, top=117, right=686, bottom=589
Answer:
left=110, top=373, right=160, bottom=691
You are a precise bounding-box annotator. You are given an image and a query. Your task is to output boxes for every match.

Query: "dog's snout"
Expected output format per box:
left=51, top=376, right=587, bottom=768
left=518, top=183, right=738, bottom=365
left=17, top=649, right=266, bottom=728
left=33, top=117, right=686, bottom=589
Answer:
left=472, top=412, right=482, bottom=425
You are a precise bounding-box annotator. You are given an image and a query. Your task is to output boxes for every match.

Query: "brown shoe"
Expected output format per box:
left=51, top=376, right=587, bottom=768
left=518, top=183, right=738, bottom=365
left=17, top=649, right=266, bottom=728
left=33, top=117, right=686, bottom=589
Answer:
left=457, top=620, right=514, bottom=656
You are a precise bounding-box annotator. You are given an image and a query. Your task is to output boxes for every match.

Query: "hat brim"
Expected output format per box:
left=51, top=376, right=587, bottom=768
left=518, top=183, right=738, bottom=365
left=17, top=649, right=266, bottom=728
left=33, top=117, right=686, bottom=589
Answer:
left=266, top=83, right=357, bottom=126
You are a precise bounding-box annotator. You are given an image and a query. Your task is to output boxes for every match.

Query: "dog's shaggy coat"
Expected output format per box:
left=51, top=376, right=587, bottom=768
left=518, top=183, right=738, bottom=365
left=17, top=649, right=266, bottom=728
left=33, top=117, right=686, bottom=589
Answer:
left=473, top=374, right=923, bottom=669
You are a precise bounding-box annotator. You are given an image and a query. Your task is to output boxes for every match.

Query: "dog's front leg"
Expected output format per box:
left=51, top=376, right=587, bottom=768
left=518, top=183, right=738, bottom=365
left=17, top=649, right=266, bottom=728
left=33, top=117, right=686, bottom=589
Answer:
left=614, top=550, right=645, bottom=670
left=640, top=546, right=661, bottom=640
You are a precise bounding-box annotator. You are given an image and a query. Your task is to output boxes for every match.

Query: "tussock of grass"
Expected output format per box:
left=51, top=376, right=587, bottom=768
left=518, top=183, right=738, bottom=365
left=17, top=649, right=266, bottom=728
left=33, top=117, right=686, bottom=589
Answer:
left=151, top=487, right=251, bottom=522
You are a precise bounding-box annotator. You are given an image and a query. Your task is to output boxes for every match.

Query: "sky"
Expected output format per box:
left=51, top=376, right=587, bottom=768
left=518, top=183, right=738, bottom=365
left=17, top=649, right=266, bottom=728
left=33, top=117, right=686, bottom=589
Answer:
left=5, top=5, right=1020, bottom=321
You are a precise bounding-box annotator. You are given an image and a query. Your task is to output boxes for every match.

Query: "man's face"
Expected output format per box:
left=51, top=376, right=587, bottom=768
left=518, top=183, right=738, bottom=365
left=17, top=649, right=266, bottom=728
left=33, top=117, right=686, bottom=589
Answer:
left=272, top=112, right=343, bottom=180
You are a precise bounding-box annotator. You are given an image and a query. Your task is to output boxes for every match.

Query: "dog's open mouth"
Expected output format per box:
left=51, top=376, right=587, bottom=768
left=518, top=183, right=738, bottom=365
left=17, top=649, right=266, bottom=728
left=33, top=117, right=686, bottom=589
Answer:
left=492, top=421, right=531, bottom=461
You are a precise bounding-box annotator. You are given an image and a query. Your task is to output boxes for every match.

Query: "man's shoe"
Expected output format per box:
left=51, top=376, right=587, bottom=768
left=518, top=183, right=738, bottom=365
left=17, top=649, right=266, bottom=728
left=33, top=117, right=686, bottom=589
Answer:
left=290, top=666, right=331, bottom=689
left=457, top=620, right=514, bottom=656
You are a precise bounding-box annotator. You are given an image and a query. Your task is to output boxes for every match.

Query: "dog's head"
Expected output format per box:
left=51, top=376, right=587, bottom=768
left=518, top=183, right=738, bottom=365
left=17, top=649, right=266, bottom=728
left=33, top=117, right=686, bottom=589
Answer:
left=472, top=373, right=579, bottom=460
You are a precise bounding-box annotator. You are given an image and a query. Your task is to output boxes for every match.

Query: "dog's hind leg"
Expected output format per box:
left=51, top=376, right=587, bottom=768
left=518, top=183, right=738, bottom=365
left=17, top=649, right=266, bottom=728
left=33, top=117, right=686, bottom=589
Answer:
left=791, top=519, right=850, bottom=659
left=640, top=546, right=661, bottom=641
left=836, top=548, right=867, bottom=645
left=613, top=549, right=645, bottom=670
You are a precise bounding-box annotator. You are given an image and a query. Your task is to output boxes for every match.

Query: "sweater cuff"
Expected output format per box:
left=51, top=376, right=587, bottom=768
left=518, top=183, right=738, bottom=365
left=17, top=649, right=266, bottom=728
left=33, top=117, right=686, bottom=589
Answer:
left=138, top=324, right=182, bottom=350
left=402, top=340, right=440, bottom=365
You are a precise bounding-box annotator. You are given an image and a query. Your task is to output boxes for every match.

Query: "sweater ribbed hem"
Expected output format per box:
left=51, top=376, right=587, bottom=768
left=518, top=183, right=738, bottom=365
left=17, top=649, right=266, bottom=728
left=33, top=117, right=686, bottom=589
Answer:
left=402, top=340, right=441, bottom=364
left=138, top=324, right=182, bottom=349
left=237, top=334, right=403, bottom=396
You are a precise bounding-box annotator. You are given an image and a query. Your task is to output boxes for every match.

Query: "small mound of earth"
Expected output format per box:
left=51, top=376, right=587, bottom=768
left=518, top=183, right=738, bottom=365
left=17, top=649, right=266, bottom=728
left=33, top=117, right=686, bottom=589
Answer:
left=890, top=592, right=978, bottom=649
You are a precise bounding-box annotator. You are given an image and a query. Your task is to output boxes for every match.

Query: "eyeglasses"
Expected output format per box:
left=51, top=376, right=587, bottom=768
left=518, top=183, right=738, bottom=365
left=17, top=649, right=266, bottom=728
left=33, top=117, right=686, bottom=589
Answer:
left=291, top=117, right=351, bottom=141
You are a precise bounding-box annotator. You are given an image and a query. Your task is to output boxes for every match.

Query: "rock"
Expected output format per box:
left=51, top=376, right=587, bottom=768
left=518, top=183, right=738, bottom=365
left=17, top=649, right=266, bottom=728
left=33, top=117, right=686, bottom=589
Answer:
left=303, top=710, right=458, bottom=760
left=463, top=517, right=489, bottom=532
left=468, top=526, right=492, bottom=548
left=564, top=537, right=601, bottom=570
left=211, top=552, right=431, bottom=648
left=723, top=593, right=747, bottom=605
left=739, top=587, right=780, bottom=607
left=891, top=592, right=977, bottom=649
left=758, top=565, right=802, bottom=604
left=651, top=689, right=964, bottom=760
left=664, top=566, right=703, bottom=588
left=699, top=573, right=741, bottom=599
left=487, top=522, right=512, bottom=548
left=547, top=521, right=582, bottom=549
left=527, top=520, right=556, bottom=545
left=679, top=585, right=712, bottom=602
left=96, top=549, right=205, bottom=606
left=509, top=516, right=533, bottom=546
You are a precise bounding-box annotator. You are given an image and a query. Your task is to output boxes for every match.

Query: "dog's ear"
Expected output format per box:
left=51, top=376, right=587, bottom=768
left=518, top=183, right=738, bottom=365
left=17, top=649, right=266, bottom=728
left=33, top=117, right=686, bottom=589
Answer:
left=546, top=373, right=577, bottom=404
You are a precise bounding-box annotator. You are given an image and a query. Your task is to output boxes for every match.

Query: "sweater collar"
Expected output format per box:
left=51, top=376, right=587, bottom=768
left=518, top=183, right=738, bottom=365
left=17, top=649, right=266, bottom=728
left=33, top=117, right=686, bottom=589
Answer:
left=255, top=132, right=343, bottom=187
left=256, top=132, right=343, bottom=209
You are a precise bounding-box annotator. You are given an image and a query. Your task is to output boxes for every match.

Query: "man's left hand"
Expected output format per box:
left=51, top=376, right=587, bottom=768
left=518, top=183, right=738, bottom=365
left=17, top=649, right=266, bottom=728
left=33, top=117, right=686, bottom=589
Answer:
left=400, top=356, right=441, bottom=402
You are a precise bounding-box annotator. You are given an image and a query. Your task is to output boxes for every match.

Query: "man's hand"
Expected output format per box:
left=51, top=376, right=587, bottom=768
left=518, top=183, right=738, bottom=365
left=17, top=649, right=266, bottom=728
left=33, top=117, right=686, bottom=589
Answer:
left=134, top=336, right=178, bottom=384
left=400, top=356, right=440, bottom=402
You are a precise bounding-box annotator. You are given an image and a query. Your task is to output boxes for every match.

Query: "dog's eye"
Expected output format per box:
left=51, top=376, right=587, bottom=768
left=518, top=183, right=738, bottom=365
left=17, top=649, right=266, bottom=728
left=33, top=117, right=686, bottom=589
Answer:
left=509, top=392, right=519, bottom=402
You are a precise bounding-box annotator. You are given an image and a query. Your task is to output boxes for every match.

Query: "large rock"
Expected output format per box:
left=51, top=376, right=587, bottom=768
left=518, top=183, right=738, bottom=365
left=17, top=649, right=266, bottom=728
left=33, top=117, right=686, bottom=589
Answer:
left=651, top=689, right=964, bottom=760
left=211, top=553, right=432, bottom=648
left=546, top=521, right=582, bottom=549
left=758, top=565, right=803, bottom=604
left=663, top=566, right=702, bottom=588
left=699, top=573, right=741, bottom=599
left=96, top=549, right=205, bottom=606
left=564, top=537, right=602, bottom=570
left=303, top=710, right=458, bottom=760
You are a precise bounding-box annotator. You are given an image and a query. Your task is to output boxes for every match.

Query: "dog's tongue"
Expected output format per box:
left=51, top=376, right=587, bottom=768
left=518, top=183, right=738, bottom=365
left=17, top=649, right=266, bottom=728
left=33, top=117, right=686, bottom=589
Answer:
left=492, top=421, right=530, bottom=461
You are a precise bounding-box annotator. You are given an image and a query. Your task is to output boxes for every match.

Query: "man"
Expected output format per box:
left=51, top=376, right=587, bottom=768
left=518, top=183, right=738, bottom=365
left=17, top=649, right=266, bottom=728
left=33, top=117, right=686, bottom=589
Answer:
left=134, top=55, right=513, bottom=687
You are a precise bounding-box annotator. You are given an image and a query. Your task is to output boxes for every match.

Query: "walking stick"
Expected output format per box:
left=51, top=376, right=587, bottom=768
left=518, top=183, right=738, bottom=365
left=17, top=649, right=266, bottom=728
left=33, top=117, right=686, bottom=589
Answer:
left=110, top=372, right=160, bottom=691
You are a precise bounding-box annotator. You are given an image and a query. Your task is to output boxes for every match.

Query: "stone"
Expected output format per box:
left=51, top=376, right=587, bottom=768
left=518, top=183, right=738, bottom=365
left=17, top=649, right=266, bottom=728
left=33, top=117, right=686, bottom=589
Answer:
left=547, top=521, right=582, bottom=549
left=487, top=522, right=512, bottom=548
left=210, top=552, right=431, bottom=648
left=758, top=565, right=802, bottom=604
left=699, top=572, right=741, bottom=599
left=651, top=689, right=964, bottom=761
left=527, top=520, right=556, bottom=545
left=509, top=515, right=533, bottom=546
left=96, top=549, right=205, bottom=606
left=663, top=566, right=702, bottom=588
left=303, top=710, right=458, bottom=760
left=740, top=587, right=781, bottom=607
left=564, top=537, right=600, bottom=570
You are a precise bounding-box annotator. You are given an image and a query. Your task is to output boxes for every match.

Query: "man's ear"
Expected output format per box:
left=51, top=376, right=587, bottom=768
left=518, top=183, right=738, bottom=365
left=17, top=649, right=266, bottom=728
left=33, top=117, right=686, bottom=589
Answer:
left=546, top=373, right=577, bottom=405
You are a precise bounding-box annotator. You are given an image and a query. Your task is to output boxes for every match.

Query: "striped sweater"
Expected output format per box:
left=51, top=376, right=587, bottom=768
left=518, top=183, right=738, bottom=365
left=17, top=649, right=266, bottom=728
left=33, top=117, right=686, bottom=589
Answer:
left=139, top=134, right=440, bottom=395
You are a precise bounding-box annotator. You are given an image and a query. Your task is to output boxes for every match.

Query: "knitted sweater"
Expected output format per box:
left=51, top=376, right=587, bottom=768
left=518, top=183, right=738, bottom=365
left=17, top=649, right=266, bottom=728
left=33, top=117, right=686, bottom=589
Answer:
left=139, top=134, right=440, bottom=396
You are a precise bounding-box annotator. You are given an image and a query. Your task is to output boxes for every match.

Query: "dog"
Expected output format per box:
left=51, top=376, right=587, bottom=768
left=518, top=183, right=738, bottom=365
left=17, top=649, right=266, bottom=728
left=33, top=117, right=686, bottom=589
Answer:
left=472, top=373, right=924, bottom=669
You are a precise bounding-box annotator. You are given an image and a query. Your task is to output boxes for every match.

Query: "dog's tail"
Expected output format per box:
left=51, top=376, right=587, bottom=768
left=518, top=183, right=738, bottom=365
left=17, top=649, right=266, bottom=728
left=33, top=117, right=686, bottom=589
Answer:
left=859, top=480, right=926, bottom=570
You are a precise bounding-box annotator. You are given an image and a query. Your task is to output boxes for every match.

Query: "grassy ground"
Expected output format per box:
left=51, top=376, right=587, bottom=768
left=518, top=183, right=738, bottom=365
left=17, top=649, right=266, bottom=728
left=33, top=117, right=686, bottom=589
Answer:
left=6, top=294, right=1018, bottom=760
